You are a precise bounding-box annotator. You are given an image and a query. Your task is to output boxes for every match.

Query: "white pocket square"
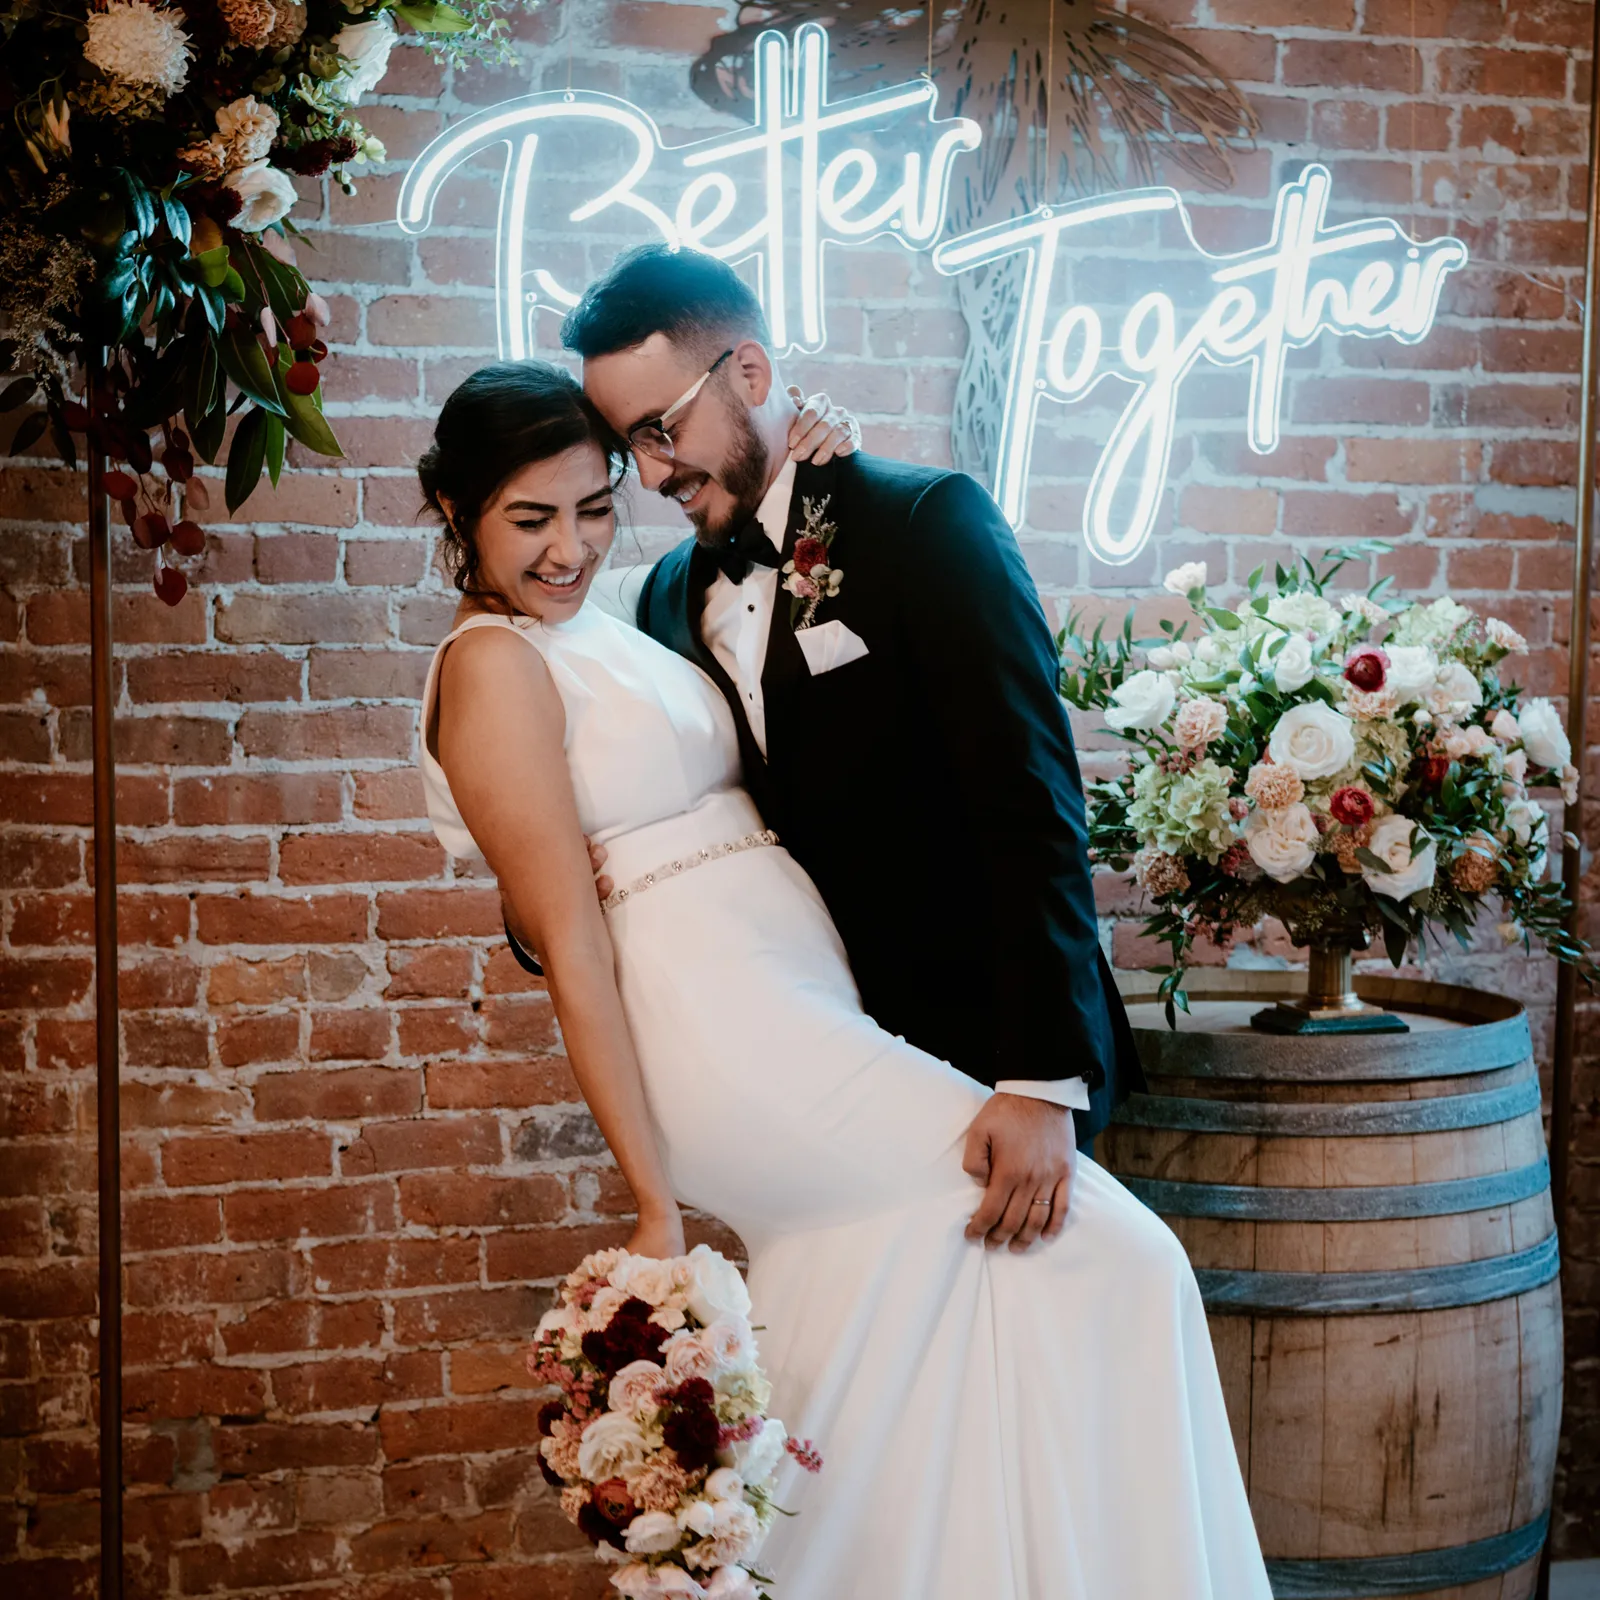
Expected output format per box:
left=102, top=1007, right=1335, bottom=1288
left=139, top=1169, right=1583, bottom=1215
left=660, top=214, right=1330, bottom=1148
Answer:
left=796, top=618, right=870, bottom=676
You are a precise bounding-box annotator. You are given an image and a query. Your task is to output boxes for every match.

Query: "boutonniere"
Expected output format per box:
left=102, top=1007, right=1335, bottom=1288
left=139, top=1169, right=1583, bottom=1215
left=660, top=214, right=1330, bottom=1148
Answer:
left=783, top=495, right=843, bottom=631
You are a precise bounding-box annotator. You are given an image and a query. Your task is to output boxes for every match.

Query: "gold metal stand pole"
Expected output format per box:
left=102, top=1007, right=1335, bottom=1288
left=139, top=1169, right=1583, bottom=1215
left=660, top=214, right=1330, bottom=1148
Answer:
left=87, top=363, right=123, bottom=1600
left=1538, top=6, right=1600, bottom=1592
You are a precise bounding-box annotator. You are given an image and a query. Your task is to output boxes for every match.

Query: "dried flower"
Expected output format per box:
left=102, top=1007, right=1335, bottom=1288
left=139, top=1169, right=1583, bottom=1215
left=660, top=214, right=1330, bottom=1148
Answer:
left=1134, top=848, right=1190, bottom=898
left=216, top=96, right=280, bottom=164
left=216, top=0, right=278, bottom=47
left=263, top=0, right=307, bottom=46
left=1450, top=835, right=1499, bottom=894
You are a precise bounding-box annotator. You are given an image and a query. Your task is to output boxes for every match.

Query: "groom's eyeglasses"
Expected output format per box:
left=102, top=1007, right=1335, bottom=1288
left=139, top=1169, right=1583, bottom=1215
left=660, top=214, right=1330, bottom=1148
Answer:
left=628, top=349, right=735, bottom=462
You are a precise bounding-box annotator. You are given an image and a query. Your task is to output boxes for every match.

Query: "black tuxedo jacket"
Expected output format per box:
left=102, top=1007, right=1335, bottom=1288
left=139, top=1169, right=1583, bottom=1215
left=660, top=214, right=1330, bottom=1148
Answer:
left=633, top=451, right=1142, bottom=1140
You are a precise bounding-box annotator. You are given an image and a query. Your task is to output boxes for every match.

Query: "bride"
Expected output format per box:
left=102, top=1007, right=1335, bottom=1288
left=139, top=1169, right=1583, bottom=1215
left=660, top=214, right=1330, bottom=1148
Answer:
left=416, top=361, right=1271, bottom=1599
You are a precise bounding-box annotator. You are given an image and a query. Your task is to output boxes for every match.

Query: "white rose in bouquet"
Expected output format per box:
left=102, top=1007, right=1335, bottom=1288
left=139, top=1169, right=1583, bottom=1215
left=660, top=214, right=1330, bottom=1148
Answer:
left=662, top=1328, right=719, bottom=1384
left=1271, top=633, right=1315, bottom=693
left=705, top=1568, right=761, bottom=1600
left=1385, top=645, right=1439, bottom=705
left=1243, top=804, right=1319, bottom=883
left=222, top=160, right=298, bottom=232
left=686, top=1501, right=762, bottom=1569
left=722, top=1416, right=786, bottom=1482
left=1362, top=816, right=1438, bottom=901
left=1104, top=669, right=1177, bottom=732
left=704, top=1468, right=744, bottom=1501
left=704, top=1315, right=757, bottom=1375
left=331, top=14, right=396, bottom=103
left=625, top=1510, right=686, bottom=1555
left=609, top=1360, right=668, bottom=1418
left=1266, top=591, right=1340, bottom=639
left=679, top=1500, right=717, bottom=1536
left=577, top=1411, right=650, bottom=1481
left=1267, top=702, right=1356, bottom=781
left=609, top=1253, right=676, bottom=1306
left=1516, top=698, right=1571, bottom=771
left=1163, top=561, right=1207, bottom=594
left=685, top=1243, right=752, bottom=1324
left=1429, top=661, right=1482, bottom=717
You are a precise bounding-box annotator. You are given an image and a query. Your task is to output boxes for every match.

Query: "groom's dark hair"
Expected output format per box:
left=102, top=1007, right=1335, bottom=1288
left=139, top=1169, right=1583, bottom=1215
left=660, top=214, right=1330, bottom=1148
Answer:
left=562, top=244, right=772, bottom=360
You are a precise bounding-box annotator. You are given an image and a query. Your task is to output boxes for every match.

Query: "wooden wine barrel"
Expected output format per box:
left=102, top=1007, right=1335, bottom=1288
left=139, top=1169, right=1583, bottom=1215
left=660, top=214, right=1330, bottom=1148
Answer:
left=1101, top=971, right=1562, bottom=1600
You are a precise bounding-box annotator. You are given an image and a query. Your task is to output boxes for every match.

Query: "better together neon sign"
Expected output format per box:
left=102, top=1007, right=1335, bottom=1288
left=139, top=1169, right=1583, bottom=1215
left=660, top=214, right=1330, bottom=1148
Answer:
left=399, top=25, right=1467, bottom=564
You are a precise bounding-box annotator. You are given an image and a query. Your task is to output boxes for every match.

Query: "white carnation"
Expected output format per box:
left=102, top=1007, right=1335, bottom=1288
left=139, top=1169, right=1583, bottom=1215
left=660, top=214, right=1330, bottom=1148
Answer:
left=331, top=14, right=396, bottom=104
left=705, top=1569, right=760, bottom=1600
left=83, top=0, right=191, bottom=93
left=721, top=1416, right=785, bottom=1484
left=1243, top=804, right=1319, bottom=884
left=705, top=1468, right=744, bottom=1502
left=1163, top=561, right=1207, bottom=595
left=1428, top=661, right=1482, bottom=718
left=1104, top=669, right=1177, bottom=733
left=1362, top=816, right=1438, bottom=901
left=1267, top=702, right=1356, bottom=781
left=215, top=96, right=280, bottom=164
left=222, top=161, right=298, bottom=232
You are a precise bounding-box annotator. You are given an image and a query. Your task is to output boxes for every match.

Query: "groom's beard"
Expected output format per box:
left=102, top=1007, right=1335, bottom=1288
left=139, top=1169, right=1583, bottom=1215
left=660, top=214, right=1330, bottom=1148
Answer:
left=661, top=405, right=770, bottom=549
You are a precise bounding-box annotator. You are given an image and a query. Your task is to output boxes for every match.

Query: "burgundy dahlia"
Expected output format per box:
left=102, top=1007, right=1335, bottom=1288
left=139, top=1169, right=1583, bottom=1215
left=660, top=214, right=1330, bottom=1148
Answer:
left=535, top=1399, right=564, bottom=1437
left=1343, top=645, right=1389, bottom=693
left=663, top=1400, right=720, bottom=1472
left=792, top=535, right=829, bottom=575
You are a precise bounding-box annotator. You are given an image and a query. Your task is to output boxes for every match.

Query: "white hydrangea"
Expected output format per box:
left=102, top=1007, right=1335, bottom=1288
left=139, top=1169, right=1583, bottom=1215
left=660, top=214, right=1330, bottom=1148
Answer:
left=1266, top=590, right=1341, bottom=640
left=83, top=0, right=192, bottom=94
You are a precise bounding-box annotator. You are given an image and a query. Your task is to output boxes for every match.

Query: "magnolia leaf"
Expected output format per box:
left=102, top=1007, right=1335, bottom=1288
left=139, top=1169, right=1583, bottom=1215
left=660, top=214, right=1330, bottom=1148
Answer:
left=195, top=245, right=232, bottom=288
left=274, top=372, right=343, bottom=459
left=225, top=408, right=270, bottom=512
left=394, top=0, right=474, bottom=30
left=8, top=410, right=49, bottom=457
left=264, top=413, right=286, bottom=487
left=0, top=378, right=37, bottom=412
left=219, top=330, right=286, bottom=416
left=163, top=196, right=191, bottom=248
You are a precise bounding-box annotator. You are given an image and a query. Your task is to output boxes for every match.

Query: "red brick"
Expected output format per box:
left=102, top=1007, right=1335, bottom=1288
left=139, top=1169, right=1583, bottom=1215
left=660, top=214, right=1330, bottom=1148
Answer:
left=378, top=1394, right=545, bottom=1461
left=215, top=1011, right=302, bottom=1068
left=217, top=592, right=390, bottom=646
left=123, top=1193, right=222, bottom=1252
left=173, top=772, right=343, bottom=826
left=308, top=647, right=431, bottom=701
left=274, top=1353, right=442, bottom=1415
left=368, top=296, right=499, bottom=349
left=237, top=705, right=415, bottom=762
left=124, top=1364, right=268, bottom=1423
left=212, top=1422, right=379, bottom=1476
left=120, top=836, right=272, bottom=884
left=354, top=768, right=428, bottom=821
left=386, top=945, right=474, bottom=1000
left=197, top=892, right=370, bottom=945
left=125, top=652, right=301, bottom=705
left=396, top=1005, right=479, bottom=1056
left=397, top=1172, right=566, bottom=1229
left=376, top=887, right=503, bottom=940
left=343, top=1115, right=502, bottom=1175
left=162, top=1129, right=333, bottom=1188
left=280, top=831, right=445, bottom=886
left=1281, top=40, right=1420, bottom=92
left=306, top=1237, right=480, bottom=1294
left=309, top=1008, right=393, bottom=1061
left=220, top=1297, right=384, bottom=1356
left=1345, top=438, right=1482, bottom=485
left=223, top=1181, right=398, bottom=1242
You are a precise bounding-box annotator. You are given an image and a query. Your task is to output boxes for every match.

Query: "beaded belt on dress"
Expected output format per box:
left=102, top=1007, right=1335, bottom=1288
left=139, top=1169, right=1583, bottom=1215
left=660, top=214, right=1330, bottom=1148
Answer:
left=600, top=829, right=779, bottom=913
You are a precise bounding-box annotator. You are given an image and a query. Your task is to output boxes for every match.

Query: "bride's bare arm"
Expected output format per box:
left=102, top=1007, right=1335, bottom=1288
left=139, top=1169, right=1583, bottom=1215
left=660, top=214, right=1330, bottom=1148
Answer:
left=436, top=626, right=683, bottom=1255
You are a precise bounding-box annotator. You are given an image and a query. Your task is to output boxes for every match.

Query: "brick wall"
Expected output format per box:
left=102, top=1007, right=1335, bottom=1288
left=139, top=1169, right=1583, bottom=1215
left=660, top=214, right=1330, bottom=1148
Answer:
left=2, top=0, right=1597, bottom=1590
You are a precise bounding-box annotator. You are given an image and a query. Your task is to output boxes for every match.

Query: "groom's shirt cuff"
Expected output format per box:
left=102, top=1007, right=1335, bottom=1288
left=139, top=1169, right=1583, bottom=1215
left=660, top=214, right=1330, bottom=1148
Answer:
left=995, top=1077, right=1092, bottom=1112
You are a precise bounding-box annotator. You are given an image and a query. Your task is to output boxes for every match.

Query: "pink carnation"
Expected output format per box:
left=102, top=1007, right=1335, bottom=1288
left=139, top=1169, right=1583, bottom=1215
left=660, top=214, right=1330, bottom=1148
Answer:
left=1244, top=761, right=1305, bottom=810
left=1172, top=696, right=1228, bottom=751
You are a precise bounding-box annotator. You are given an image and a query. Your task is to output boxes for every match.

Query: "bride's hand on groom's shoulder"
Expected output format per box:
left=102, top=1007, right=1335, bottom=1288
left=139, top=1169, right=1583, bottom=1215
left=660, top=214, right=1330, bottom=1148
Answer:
left=962, top=1094, right=1076, bottom=1254
left=786, top=386, right=861, bottom=464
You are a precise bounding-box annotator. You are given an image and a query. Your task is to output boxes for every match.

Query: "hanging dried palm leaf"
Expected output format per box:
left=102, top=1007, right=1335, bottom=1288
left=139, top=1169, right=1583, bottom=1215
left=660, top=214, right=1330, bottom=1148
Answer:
left=689, top=0, right=1258, bottom=227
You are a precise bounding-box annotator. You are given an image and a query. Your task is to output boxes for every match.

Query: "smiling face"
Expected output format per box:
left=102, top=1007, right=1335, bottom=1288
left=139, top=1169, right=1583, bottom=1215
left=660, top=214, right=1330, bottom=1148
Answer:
left=582, top=334, right=776, bottom=549
left=453, top=442, right=617, bottom=622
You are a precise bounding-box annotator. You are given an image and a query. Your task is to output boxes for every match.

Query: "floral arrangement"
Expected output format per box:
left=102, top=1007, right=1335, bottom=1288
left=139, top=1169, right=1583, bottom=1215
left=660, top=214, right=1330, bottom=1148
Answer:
left=782, top=495, right=842, bottom=630
left=530, top=1245, right=822, bottom=1600
left=0, top=0, right=527, bottom=600
left=1060, top=544, right=1591, bottom=1020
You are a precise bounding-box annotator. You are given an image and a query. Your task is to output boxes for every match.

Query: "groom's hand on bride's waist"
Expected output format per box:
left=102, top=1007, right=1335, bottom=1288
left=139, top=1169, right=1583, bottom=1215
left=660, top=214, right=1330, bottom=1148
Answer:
left=962, top=1094, right=1076, bottom=1253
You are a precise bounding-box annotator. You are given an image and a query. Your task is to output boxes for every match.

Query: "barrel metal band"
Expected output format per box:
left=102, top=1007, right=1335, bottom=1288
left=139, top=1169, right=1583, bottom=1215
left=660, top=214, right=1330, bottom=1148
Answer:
left=1113, top=1072, right=1541, bottom=1138
left=1195, top=1230, right=1559, bottom=1315
left=1124, top=1156, right=1550, bottom=1223
left=1264, top=1509, right=1550, bottom=1598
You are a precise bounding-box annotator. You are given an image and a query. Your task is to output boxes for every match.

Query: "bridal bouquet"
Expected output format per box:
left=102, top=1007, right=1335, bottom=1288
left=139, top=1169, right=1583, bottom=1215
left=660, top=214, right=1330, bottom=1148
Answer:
left=529, top=1245, right=821, bottom=1600
left=1060, top=543, right=1592, bottom=1019
left=0, top=0, right=527, bottom=599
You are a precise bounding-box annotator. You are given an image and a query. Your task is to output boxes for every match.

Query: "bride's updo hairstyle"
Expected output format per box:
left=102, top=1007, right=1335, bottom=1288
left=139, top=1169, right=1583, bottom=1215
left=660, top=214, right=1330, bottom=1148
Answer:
left=417, top=360, right=624, bottom=595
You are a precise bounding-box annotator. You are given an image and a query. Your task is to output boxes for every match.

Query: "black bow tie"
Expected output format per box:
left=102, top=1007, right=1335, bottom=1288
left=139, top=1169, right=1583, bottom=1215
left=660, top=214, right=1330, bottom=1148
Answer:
left=713, top=521, right=784, bottom=585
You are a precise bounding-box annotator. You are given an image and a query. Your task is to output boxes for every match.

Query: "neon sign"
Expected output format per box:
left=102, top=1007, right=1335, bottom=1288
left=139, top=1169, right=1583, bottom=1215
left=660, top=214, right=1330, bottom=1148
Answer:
left=398, top=23, right=980, bottom=357
left=399, top=34, right=1467, bottom=566
left=933, top=168, right=1468, bottom=562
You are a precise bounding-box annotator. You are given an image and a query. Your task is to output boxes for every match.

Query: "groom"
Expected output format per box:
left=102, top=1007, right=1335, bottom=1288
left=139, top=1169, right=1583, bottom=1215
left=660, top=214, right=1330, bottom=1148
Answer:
left=522, top=244, right=1141, bottom=1253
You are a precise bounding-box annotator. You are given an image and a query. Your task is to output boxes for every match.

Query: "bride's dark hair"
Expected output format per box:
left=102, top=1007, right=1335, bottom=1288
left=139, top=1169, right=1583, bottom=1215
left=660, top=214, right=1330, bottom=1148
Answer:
left=417, top=360, right=625, bottom=595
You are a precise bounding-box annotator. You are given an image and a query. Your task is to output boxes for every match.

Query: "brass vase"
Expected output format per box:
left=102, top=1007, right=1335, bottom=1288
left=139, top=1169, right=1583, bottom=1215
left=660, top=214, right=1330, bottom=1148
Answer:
left=1250, top=939, right=1410, bottom=1036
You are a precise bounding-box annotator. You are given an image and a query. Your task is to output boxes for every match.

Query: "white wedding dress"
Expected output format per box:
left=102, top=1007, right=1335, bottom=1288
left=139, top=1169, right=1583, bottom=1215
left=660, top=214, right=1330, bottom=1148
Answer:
left=420, top=603, right=1271, bottom=1600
